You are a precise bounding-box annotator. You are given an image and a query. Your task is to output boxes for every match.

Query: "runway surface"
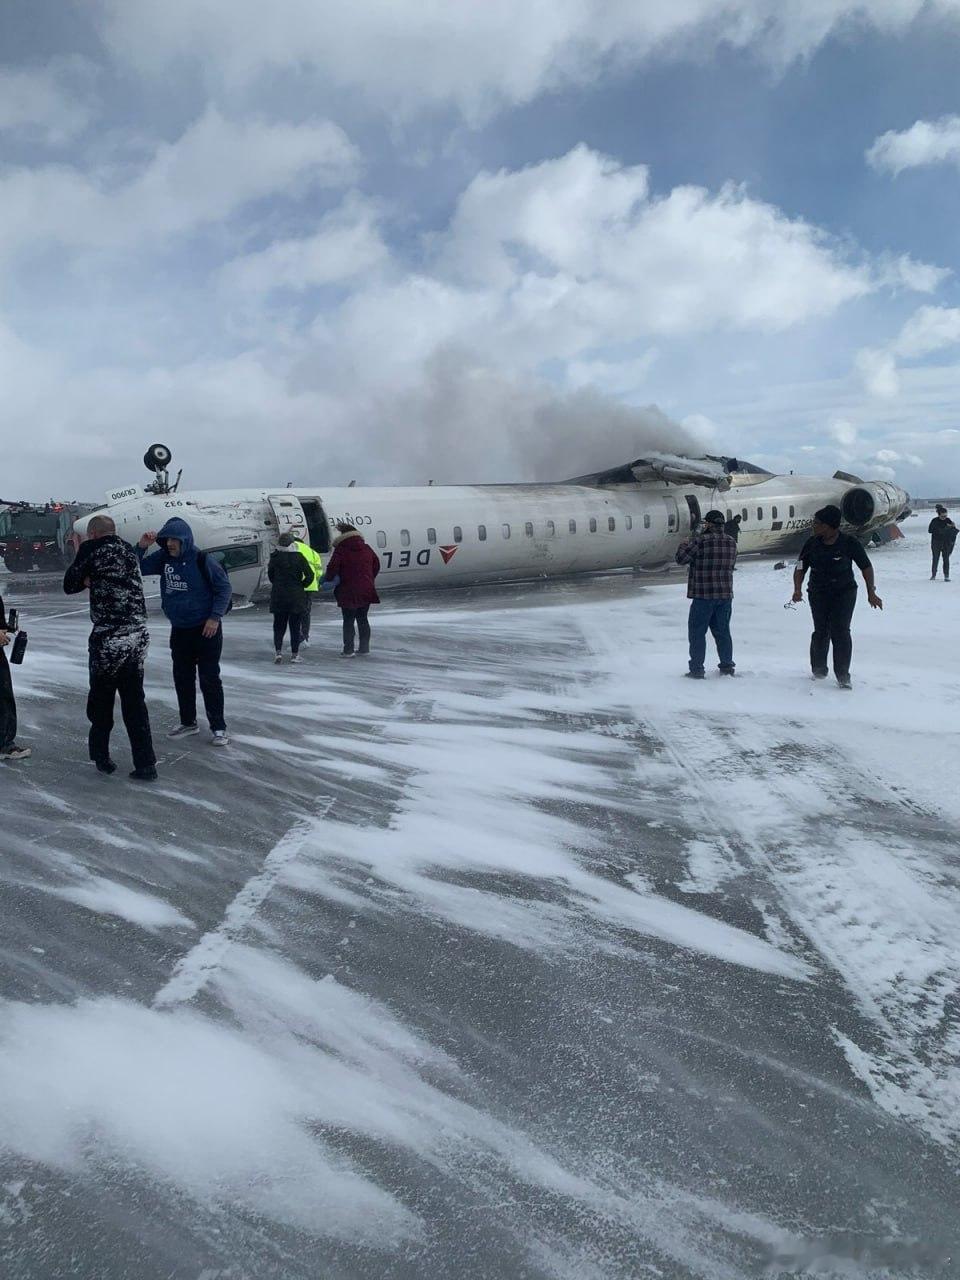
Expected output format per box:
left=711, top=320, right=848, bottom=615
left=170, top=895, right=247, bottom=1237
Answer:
left=1, top=532, right=957, bottom=1278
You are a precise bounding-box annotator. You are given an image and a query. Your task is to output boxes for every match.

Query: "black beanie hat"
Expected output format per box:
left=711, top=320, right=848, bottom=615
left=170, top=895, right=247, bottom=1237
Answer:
left=814, top=504, right=842, bottom=529
left=703, top=510, right=725, bottom=524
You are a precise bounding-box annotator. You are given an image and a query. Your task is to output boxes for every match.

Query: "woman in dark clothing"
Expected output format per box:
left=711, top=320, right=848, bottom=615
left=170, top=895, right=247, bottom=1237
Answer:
left=0, top=594, right=30, bottom=761
left=323, top=524, right=381, bottom=656
left=267, top=533, right=314, bottom=663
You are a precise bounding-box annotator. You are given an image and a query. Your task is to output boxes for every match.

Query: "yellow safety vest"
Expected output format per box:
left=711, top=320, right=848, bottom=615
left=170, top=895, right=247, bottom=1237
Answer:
left=296, top=540, right=323, bottom=591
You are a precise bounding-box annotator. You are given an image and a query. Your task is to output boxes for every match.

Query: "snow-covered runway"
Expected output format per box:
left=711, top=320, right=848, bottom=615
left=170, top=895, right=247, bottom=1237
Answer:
left=1, top=531, right=957, bottom=1278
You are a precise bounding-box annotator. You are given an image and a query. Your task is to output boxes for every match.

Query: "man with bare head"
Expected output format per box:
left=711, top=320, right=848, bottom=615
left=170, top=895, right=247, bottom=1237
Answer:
left=63, top=512, right=157, bottom=780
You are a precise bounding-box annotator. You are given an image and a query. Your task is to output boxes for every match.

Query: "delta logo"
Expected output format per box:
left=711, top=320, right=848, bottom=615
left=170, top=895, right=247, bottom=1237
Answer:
left=439, top=545, right=459, bottom=565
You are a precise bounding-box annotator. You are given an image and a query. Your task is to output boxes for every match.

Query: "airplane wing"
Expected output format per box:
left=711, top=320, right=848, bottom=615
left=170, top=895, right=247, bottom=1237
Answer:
left=566, top=454, right=732, bottom=490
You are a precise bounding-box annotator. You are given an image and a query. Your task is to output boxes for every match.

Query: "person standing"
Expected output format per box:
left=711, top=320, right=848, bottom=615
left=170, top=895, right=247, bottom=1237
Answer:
left=0, top=593, right=30, bottom=762
left=137, top=518, right=232, bottom=745
left=675, top=509, right=737, bottom=679
left=323, top=523, right=381, bottom=656
left=293, top=533, right=323, bottom=645
left=928, top=504, right=957, bottom=581
left=724, top=513, right=742, bottom=545
left=64, top=515, right=156, bottom=779
left=268, top=533, right=314, bottom=663
left=792, top=504, right=882, bottom=690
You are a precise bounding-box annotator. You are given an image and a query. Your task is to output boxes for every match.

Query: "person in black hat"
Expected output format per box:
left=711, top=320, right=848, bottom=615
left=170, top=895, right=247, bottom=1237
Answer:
left=675, top=509, right=737, bottom=678
left=792, top=504, right=882, bottom=690
left=928, top=504, right=957, bottom=581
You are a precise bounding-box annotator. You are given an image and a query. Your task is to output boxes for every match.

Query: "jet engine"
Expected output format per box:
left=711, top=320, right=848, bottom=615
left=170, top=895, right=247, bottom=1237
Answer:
left=841, top=482, right=907, bottom=530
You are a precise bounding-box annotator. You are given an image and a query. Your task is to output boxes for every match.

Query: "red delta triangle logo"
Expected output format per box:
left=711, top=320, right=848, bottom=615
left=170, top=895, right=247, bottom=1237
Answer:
left=439, top=545, right=459, bottom=565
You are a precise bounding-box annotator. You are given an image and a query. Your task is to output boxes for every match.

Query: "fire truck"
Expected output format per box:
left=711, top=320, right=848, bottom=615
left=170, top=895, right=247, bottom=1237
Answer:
left=0, top=501, right=97, bottom=573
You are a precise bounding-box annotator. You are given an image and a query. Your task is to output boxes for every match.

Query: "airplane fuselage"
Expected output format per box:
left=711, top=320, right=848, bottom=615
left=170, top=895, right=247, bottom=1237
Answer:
left=85, top=471, right=909, bottom=602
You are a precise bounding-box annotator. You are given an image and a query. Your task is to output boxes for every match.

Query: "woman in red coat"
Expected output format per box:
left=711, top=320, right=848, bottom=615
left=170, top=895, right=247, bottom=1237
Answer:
left=323, top=523, right=381, bottom=656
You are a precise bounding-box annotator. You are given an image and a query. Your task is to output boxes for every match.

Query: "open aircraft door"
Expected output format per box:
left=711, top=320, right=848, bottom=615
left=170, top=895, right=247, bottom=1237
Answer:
left=267, top=493, right=308, bottom=540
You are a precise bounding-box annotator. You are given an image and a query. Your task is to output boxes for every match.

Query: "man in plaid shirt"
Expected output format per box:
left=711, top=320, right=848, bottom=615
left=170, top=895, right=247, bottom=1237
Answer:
left=675, top=509, right=737, bottom=678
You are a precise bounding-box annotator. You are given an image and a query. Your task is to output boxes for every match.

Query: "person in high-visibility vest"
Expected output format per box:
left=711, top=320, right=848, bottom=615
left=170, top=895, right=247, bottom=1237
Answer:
left=294, top=534, right=323, bottom=646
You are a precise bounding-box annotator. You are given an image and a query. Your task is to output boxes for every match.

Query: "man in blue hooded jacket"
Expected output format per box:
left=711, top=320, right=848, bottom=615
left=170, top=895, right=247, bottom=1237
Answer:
left=137, top=518, right=232, bottom=745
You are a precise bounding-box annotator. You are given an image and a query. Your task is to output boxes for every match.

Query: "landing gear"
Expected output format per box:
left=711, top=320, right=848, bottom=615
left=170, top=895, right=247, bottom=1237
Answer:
left=143, top=443, right=181, bottom=495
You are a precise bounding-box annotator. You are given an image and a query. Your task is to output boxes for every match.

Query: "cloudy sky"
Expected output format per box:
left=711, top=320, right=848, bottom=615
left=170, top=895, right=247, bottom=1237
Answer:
left=2, top=1, right=960, bottom=500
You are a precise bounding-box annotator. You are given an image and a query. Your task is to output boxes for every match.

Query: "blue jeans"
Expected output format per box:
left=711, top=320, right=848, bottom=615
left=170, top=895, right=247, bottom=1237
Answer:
left=688, top=598, right=734, bottom=673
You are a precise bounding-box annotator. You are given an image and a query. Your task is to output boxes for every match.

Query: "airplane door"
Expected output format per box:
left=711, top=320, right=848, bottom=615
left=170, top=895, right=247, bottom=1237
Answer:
left=267, top=493, right=308, bottom=539
left=684, top=494, right=701, bottom=532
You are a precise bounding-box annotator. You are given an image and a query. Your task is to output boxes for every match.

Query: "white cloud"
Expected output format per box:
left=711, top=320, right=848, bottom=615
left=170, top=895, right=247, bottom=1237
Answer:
left=0, top=58, right=96, bottom=145
left=98, top=1, right=960, bottom=121
left=867, top=114, right=960, bottom=175
left=828, top=418, right=858, bottom=448
left=219, top=196, right=388, bottom=296
left=856, top=306, right=960, bottom=398
left=0, top=108, right=359, bottom=258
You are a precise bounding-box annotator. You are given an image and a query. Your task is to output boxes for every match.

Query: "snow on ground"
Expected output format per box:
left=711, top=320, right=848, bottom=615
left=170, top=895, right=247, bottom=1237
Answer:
left=0, top=531, right=957, bottom=1278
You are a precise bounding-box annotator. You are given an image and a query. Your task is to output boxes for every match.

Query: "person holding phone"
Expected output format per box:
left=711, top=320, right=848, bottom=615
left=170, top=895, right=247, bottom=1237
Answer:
left=0, top=594, right=31, bottom=762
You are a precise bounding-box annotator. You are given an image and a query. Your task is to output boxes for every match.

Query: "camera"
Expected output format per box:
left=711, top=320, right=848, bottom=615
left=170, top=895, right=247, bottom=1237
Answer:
left=4, top=608, right=27, bottom=665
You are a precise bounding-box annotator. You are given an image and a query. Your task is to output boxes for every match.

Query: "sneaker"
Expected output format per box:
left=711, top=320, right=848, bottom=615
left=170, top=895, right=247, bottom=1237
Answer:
left=290, top=654, right=302, bottom=664
left=130, top=766, right=158, bottom=781
left=812, top=668, right=829, bottom=679
left=341, top=650, right=356, bottom=658
left=357, top=648, right=370, bottom=656
left=718, top=665, right=736, bottom=676
left=211, top=730, right=230, bottom=747
left=684, top=670, right=705, bottom=680
left=836, top=675, right=852, bottom=690
left=167, top=723, right=199, bottom=739
left=94, top=758, right=117, bottom=775
left=0, top=744, right=32, bottom=761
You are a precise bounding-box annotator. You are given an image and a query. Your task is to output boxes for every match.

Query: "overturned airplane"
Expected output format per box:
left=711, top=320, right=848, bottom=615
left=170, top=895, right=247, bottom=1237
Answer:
left=77, top=444, right=910, bottom=602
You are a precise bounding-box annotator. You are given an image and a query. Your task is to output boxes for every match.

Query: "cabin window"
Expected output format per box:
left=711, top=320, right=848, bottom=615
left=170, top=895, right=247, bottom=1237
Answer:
left=608, top=516, right=616, bottom=531
left=376, top=531, right=387, bottom=549
left=741, top=508, right=748, bottom=522
left=427, top=527, right=437, bottom=544
left=756, top=508, right=763, bottom=522
left=207, top=543, right=261, bottom=572
left=789, top=505, right=795, bottom=518
left=589, top=517, right=598, bottom=532
left=569, top=518, right=577, bottom=533
left=625, top=515, right=633, bottom=530
left=643, top=514, right=651, bottom=529
left=400, top=529, right=410, bottom=547
left=545, top=520, right=555, bottom=537
left=502, top=523, right=511, bottom=539
left=524, top=521, right=534, bottom=537
left=478, top=524, right=487, bottom=541
left=453, top=525, right=462, bottom=543
left=771, top=506, right=778, bottom=520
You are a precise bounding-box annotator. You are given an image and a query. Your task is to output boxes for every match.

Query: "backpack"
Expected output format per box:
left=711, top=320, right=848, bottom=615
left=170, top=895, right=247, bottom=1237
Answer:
left=196, top=549, right=234, bottom=613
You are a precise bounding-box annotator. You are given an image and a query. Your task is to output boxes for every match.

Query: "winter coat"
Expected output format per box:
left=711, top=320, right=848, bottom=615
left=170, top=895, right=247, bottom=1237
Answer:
left=267, top=546, right=314, bottom=613
left=323, top=531, right=381, bottom=609
left=296, top=540, right=323, bottom=592
left=64, top=534, right=150, bottom=674
left=137, top=517, right=232, bottom=628
left=928, top=516, right=958, bottom=550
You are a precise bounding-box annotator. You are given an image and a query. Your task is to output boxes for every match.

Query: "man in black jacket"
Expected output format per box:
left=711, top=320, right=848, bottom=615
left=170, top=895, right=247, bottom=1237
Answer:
left=64, top=515, right=157, bottom=780
left=267, top=533, right=314, bottom=663
left=792, top=504, right=883, bottom=690
left=0, top=595, right=31, bottom=761
left=928, top=504, right=957, bottom=581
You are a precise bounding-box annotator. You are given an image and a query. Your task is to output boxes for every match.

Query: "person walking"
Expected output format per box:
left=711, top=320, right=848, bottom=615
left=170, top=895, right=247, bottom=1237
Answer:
left=137, top=518, right=232, bottom=745
left=792, top=504, right=882, bottom=690
left=293, top=533, right=323, bottom=645
left=323, top=522, right=381, bottom=656
left=675, top=509, right=737, bottom=679
left=64, top=514, right=157, bottom=779
left=928, top=504, right=957, bottom=581
left=0, top=593, right=30, bottom=762
left=268, top=533, right=315, bottom=663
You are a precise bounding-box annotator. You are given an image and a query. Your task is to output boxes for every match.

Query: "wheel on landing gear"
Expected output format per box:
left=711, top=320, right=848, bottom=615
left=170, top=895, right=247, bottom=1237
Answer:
left=143, top=443, right=173, bottom=474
